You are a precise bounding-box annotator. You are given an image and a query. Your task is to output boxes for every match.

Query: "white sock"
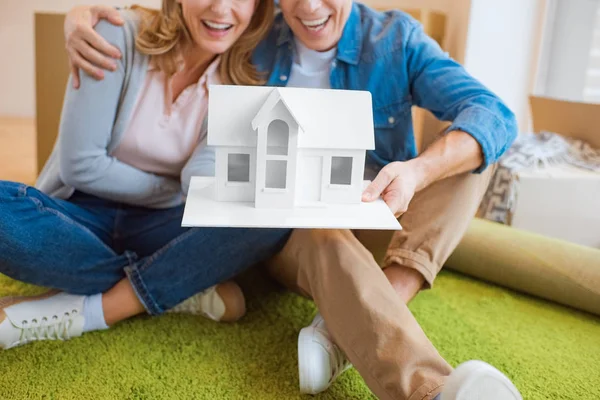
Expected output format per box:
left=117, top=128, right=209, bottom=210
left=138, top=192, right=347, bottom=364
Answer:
left=82, top=294, right=109, bottom=333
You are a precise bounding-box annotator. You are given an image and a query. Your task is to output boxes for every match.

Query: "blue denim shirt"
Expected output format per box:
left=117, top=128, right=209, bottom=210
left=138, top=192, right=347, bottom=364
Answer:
left=252, top=2, right=518, bottom=172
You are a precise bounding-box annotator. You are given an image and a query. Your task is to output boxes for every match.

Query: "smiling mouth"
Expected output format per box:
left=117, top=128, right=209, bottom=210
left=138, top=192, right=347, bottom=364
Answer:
left=299, top=16, right=330, bottom=31
left=202, top=20, right=233, bottom=32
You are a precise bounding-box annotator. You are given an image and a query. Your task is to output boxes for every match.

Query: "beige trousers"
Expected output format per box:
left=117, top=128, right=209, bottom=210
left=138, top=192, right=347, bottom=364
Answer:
left=267, top=133, right=494, bottom=399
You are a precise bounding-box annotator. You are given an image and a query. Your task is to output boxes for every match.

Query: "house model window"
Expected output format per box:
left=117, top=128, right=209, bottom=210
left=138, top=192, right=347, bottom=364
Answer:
left=265, top=119, right=290, bottom=189
left=331, top=156, right=353, bottom=185
left=267, top=120, right=289, bottom=156
left=266, top=160, right=287, bottom=189
left=208, top=85, right=375, bottom=209
left=227, top=153, right=250, bottom=182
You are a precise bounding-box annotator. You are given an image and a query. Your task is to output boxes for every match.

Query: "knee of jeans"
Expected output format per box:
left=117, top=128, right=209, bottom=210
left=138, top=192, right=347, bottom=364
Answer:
left=253, top=228, right=291, bottom=250
left=270, top=228, right=293, bottom=242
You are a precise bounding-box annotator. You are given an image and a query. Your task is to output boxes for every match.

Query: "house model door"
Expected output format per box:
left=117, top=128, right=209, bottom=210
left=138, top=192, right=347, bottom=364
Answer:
left=297, top=155, right=323, bottom=205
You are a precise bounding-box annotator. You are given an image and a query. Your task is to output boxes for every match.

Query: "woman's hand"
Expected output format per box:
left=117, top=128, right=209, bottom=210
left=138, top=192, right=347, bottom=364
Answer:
left=64, top=5, right=124, bottom=88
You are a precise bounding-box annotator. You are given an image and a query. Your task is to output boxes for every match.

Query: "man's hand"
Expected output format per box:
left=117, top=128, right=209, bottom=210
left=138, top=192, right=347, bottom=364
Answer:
left=362, top=130, right=485, bottom=217
left=362, top=161, right=421, bottom=217
left=64, top=5, right=124, bottom=88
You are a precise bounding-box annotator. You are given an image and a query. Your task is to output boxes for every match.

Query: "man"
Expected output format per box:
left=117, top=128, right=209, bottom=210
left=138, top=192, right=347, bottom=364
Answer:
left=63, top=1, right=521, bottom=399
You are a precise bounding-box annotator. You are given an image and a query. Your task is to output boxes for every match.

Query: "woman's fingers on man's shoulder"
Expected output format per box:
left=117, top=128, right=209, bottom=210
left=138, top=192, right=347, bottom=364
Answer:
left=91, top=5, right=125, bottom=26
left=76, top=52, right=105, bottom=81
left=80, top=41, right=118, bottom=72
left=64, top=5, right=123, bottom=80
left=83, top=26, right=122, bottom=62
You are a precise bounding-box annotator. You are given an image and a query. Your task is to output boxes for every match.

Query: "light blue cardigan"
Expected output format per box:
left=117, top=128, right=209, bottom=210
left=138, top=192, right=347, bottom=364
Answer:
left=36, top=10, right=215, bottom=208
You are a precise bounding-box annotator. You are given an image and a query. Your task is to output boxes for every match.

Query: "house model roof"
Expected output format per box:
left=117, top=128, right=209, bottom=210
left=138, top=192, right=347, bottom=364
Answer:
left=207, top=85, right=375, bottom=150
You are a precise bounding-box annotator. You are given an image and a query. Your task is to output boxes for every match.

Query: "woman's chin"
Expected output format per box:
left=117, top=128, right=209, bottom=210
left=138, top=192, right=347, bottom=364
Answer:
left=194, top=38, right=237, bottom=56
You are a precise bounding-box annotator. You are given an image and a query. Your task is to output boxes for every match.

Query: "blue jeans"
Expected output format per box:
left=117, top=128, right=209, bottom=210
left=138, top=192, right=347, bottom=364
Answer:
left=0, top=181, right=291, bottom=315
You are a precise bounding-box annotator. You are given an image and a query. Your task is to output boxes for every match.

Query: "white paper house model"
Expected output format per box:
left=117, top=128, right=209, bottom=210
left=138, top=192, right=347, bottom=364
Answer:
left=207, top=85, right=375, bottom=209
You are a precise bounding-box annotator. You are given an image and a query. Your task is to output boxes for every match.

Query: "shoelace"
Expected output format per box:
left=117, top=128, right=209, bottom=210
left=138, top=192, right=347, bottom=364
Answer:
left=327, top=342, right=351, bottom=381
left=168, top=287, right=217, bottom=319
left=18, top=310, right=78, bottom=344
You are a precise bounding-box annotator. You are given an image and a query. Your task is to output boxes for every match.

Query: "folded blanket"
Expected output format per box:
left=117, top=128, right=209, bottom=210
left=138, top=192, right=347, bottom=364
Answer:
left=479, top=131, right=600, bottom=224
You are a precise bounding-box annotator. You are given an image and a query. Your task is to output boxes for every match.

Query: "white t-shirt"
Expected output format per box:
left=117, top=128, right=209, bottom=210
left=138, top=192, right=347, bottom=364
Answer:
left=286, top=38, right=336, bottom=89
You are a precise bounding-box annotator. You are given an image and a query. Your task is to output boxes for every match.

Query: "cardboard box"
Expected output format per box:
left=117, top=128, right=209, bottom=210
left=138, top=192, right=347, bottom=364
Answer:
left=479, top=96, right=600, bottom=249
left=35, top=12, right=69, bottom=175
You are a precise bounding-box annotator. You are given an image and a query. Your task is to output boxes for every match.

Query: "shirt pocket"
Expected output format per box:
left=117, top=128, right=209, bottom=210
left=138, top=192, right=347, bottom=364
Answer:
left=373, top=100, right=411, bottom=129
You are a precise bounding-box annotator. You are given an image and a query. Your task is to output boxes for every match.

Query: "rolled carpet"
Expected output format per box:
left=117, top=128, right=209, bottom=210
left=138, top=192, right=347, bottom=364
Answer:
left=446, top=218, right=600, bottom=316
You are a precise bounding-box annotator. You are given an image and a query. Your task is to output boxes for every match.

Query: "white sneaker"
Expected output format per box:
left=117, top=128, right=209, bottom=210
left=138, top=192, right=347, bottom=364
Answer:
left=0, top=291, right=85, bottom=350
left=168, top=281, right=246, bottom=322
left=298, top=313, right=352, bottom=394
left=440, top=360, right=522, bottom=400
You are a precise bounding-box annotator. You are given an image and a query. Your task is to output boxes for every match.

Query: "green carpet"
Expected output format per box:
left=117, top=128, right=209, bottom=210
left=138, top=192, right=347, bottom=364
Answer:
left=1, top=269, right=599, bottom=400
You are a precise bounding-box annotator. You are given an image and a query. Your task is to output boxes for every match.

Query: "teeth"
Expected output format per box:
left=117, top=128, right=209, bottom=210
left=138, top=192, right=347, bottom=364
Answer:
left=204, top=20, right=232, bottom=30
left=301, top=16, right=328, bottom=27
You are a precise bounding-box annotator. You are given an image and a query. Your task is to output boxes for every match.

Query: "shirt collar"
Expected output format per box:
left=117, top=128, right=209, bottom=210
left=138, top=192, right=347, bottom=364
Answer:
left=203, top=56, right=221, bottom=88
left=335, top=3, right=362, bottom=65
left=276, top=3, right=362, bottom=66
left=147, top=55, right=220, bottom=80
left=276, top=14, right=293, bottom=47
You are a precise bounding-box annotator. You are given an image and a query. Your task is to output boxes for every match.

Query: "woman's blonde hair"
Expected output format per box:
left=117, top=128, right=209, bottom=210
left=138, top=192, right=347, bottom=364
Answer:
left=132, top=0, right=273, bottom=85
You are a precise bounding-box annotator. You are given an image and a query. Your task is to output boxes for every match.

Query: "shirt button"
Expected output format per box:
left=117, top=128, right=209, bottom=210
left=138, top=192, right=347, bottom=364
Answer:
left=280, top=75, right=288, bottom=81
left=388, top=116, right=395, bottom=124
left=332, top=61, right=337, bottom=67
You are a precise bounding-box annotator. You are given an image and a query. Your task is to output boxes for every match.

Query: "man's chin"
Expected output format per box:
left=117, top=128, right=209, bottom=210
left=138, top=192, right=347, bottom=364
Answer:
left=297, top=37, right=337, bottom=52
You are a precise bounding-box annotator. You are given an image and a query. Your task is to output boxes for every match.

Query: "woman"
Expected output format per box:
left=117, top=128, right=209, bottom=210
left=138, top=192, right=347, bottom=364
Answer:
left=0, top=0, right=288, bottom=350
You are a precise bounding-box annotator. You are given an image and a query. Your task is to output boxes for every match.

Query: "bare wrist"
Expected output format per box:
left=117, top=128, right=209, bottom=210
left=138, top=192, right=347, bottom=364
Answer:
left=407, top=158, right=433, bottom=192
